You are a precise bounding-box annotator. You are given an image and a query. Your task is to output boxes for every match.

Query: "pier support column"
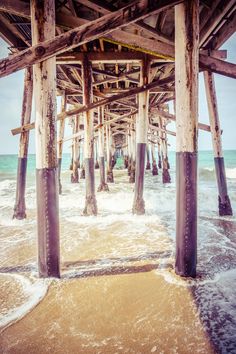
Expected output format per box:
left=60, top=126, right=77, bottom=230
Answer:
left=151, top=143, right=158, bottom=176
left=127, top=130, right=132, bottom=176
left=95, top=138, right=99, bottom=169
left=71, top=115, right=80, bottom=183
left=204, top=71, right=232, bottom=216
left=133, top=59, right=150, bottom=214
left=32, top=0, right=60, bottom=278
left=157, top=138, right=162, bottom=169
left=146, top=144, right=151, bottom=170
left=129, top=125, right=136, bottom=183
left=175, top=0, right=199, bottom=278
left=13, top=67, right=33, bottom=220
left=106, top=124, right=114, bottom=183
left=98, top=106, right=109, bottom=192
left=58, top=92, right=66, bottom=194
left=159, top=118, right=171, bottom=183
left=82, top=56, right=97, bottom=215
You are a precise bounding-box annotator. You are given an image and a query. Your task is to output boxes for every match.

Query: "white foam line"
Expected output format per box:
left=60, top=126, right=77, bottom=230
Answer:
left=0, top=274, right=50, bottom=333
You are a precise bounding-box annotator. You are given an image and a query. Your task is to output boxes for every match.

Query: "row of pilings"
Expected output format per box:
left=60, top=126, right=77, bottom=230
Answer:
left=11, top=0, right=233, bottom=280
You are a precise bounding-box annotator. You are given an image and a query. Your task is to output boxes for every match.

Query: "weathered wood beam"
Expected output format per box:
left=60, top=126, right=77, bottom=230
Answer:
left=32, top=0, right=60, bottom=278
left=105, top=32, right=236, bottom=79
left=0, top=0, right=87, bottom=28
left=149, top=123, right=176, bottom=136
left=56, top=51, right=145, bottom=63
left=151, top=108, right=211, bottom=132
left=0, top=0, right=182, bottom=77
left=77, top=0, right=174, bottom=46
left=200, top=0, right=236, bottom=47
left=210, top=9, right=236, bottom=50
left=11, top=76, right=175, bottom=136
left=175, top=0, right=199, bottom=278
left=200, top=54, right=236, bottom=79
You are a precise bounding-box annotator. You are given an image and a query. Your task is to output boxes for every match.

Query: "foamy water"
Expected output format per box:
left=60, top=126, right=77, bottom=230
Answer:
left=0, top=154, right=236, bottom=352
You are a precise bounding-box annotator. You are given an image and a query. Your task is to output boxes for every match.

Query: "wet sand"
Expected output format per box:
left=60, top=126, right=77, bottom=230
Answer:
left=0, top=271, right=215, bottom=354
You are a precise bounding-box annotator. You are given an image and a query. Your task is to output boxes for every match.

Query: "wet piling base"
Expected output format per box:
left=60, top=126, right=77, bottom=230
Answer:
left=214, top=157, right=233, bottom=216
left=83, top=158, right=97, bottom=216
left=36, top=168, right=60, bottom=278
left=98, top=157, right=109, bottom=192
left=146, top=161, right=151, bottom=170
left=175, top=152, right=197, bottom=278
left=162, top=168, right=171, bottom=183
left=133, top=143, right=146, bottom=215
left=158, top=154, right=162, bottom=169
left=58, top=158, right=62, bottom=194
left=152, top=162, right=158, bottom=176
left=95, top=160, right=99, bottom=169
left=13, top=157, right=27, bottom=219
left=71, top=170, right=79, bottom=183
left=107, top=170, right=114, bottom=183
left=80, top=167, right=85, bottom=179
left=124, top=156, right=129, bottom=169
left=128, top=160, right=131, bottom=176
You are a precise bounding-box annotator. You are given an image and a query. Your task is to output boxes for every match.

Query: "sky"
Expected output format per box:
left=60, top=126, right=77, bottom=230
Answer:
left=0, top=34, right=235, bottom=155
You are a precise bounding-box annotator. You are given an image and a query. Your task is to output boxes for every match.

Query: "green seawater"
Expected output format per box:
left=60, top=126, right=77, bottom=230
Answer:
left=0, top=150, right=236, bottom=181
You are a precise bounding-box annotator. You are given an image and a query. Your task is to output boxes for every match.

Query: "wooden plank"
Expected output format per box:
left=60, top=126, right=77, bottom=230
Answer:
left=0, top=0, right=182, bottom=78
left=56, top=51, right=145, bottom=63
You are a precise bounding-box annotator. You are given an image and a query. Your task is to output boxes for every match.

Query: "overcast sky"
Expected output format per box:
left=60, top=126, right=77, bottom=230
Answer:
left=0, top=34, right=235, bottom=155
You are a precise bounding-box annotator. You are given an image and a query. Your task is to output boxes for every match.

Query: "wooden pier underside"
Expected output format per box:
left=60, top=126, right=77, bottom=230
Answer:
left=0, top=0, right=235, bottom=278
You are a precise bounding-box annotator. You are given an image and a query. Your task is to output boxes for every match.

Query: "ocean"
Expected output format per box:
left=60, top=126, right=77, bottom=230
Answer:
left=0, top=150, right=236, bottom=353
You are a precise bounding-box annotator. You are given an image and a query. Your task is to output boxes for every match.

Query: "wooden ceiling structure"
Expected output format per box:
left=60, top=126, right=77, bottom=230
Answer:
left=0, top=0, right=235, bottom=142
left=0, top=0, right=235, bottom=279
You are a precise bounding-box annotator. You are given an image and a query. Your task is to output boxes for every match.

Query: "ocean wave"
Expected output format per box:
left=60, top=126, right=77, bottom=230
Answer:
left=199, top=167, right=236, bottom=181
left=0, top=274, right=49, bottom=332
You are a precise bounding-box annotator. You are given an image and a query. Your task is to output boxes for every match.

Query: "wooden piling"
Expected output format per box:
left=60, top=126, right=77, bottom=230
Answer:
left=13, top=67, right=33, bottom=219
left=204, top=71, right=232, bottom=216
left=71, top=115, right=80, bottom=183
left=151, top=143, right=158, bottom=176
left=97, top=106, right=109, bottom=192
left=32, top=0, right=60, bottom=278
left=129, top=125, right=136, bottom=183
left=95, top=138, right=100, bottom=169
left=146, top=144, right=151, bottom=170
left=157, top=138, right=162, bottom=169
left=132, top=59, right=150, bottom=214
left=58, top=92, right=66, bottom=194
left=106, top=123, right=114, bottom=183
left=82, top=55, right=97, bottom=215
left=159, top=118, right=171, bottom=183
left=175, top=0, right=199, bottom=278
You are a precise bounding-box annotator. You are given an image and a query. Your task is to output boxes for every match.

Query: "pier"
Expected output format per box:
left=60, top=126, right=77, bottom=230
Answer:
left=0, top=0, right=235, bottom=279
